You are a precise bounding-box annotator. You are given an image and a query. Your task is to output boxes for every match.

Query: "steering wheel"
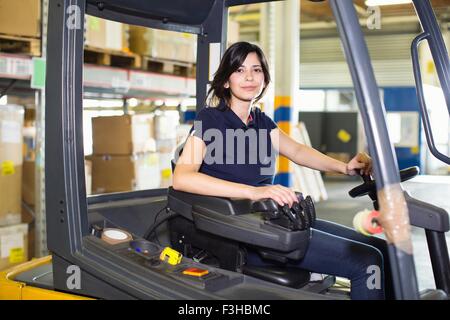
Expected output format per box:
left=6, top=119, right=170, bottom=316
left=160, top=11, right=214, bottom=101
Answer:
left=348, top=166, right=419, bottom=209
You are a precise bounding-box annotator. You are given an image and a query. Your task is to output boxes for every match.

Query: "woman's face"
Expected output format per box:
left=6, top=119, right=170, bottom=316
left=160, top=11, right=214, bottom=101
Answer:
left=225, top=52, right=265, bottom=104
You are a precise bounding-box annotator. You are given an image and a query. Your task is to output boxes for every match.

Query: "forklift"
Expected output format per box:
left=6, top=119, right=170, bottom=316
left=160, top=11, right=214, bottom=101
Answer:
left=0, top=0, right=449, bottom=300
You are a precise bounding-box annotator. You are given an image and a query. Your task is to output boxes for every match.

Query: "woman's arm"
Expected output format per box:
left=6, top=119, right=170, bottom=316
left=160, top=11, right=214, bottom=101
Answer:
left=173, top=135, right=298, bottom=206
left=173, top=136, right=252, bottom=198
left=270, top=128, right=372, bottom=175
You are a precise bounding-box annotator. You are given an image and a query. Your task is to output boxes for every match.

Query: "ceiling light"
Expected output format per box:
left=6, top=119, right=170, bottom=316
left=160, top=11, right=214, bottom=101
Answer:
left=365, top=0, right=412, bottom=6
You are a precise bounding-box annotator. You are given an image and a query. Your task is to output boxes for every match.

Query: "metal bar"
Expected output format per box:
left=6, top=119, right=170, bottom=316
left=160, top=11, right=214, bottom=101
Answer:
left=329, top=0, right=419, bottom=300
left=35, top=0, right=49, bottom=258
left=45, top=0, right=88, bottom=260
left=85, top=3, right=202, bottom=35
left=226, top=0, right=282, bottom=7
left=412, top=0, right=450, bottom=115
left=0, top=79, right=18, bottom=98
left=196, top=0, right=228, bottom=111
left=411, top=27, right=450, bottom=164
left=425, top=230, right=450, bottom=294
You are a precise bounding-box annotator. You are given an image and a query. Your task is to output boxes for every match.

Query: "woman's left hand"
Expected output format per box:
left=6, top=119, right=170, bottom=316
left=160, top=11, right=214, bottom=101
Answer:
left=346, top=152, right=372, bottom=176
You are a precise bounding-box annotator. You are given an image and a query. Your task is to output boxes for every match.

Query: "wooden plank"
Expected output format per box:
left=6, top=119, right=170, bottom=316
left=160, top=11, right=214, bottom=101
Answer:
left=0, top=34, right=40, bottom=56
left=141, top=56, right=196, bottom=78
left=84, top=46, right=141, bottom=69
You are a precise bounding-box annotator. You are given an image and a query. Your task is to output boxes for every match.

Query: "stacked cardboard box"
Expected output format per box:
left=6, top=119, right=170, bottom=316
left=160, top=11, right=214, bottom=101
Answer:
left=90, top=153, right=160, bottom=193
left=0, top=105, right=29, bottom=270
left=154, top=112, right=181, bottom=188
left=0, top=105, right=24, bottom=226
left=91, top=114, right=159, bottom=194
left=0, top=0, right=41, bottom=38
left=85, top=15, right=129, bottom=51
left=21, top=161, right=35, bottom=262
left=22, top=161, right=35, bottom=206
left=21, top=104, right=37, bottom=208
left=0, top=223, right=28, bottom=270
left=129, top=26, right=196, bottom=63
left=21, top=204, right=34, bottom=261
left=85, top=159, right=92, bottom=195
left=227, top=20, right=240, bottom=47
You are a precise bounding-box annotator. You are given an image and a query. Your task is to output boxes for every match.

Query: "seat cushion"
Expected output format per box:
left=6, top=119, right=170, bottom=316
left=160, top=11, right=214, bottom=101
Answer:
left=242, top=265, right=311, bottom=289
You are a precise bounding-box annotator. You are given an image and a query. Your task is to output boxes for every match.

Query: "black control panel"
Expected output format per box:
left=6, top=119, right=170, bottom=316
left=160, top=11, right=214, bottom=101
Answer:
left=114, top=239, right=238, bottom=292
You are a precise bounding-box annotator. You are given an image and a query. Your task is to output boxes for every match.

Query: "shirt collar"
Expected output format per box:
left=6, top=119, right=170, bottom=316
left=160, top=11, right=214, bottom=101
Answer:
left=219, top=100, right=256, bottom=129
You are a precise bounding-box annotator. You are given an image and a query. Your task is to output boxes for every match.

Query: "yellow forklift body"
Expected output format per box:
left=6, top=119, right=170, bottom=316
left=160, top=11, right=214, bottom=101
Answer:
left=0, top=256, right=92, bottom=300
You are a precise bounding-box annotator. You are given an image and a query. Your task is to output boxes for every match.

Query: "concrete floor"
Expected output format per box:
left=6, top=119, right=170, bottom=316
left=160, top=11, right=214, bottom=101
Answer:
left=315, top=175, right=450, bottom=292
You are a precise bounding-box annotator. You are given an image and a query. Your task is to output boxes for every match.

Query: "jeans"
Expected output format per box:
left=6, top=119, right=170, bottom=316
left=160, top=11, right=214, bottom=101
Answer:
left=246, top=219, right=394, bottom=300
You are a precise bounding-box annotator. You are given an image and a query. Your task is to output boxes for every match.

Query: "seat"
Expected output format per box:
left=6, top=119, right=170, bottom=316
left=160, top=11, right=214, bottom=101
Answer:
left=169, top=144, right=329, bottom=290
left=166, top=187, right=314, bottom=288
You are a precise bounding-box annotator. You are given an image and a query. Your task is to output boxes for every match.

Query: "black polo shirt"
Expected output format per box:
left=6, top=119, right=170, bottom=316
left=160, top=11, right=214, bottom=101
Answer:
left=189, top=100, right=278, bottom=186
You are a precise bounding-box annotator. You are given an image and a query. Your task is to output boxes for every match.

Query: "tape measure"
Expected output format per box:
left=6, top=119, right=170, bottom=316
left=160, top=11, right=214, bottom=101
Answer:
left=159, top=247, right=182, bottom=265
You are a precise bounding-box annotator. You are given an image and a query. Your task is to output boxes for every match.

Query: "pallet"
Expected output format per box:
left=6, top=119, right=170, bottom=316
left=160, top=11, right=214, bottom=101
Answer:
left=141, top=56, right=196, bottom=78
left=0, top=34, right=41, bottom=56
left=84, top=46, right=142, bottom=69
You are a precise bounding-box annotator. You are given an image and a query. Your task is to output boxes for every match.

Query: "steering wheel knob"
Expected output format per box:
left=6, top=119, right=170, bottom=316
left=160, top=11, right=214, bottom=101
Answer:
left=349, top=166, right=419, bottom=199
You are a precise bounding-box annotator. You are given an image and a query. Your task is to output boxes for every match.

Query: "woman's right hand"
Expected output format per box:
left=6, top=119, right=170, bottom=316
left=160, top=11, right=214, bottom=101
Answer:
left=248, top=184, right=299, bottom=208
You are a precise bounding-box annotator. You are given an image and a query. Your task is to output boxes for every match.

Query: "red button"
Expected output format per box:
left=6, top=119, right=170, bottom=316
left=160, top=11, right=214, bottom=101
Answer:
left=182, top=267, right=209, bottom=277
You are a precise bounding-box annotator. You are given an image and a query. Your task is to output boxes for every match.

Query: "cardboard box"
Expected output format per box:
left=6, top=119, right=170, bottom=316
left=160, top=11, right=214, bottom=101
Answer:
left=91, top=153, right=160, bottom=194
left=85, top=16, right=129, bottom=51
left=156, top=139, right=177, bottom=154
left=1, top=105, right=24, bottom=226
left=85, top=16, right=106, bottom=48
left=227, top=20, right=240, bottom=47
left=154, top=111, right=180, bottom=140
left=0, top=223, right=28, bottom=271
left=176, top=124, right=192, bottom=146
left=23, top=126, right=36, bottom=161
left=0, top=105, right=24, bottom=165
left=7, top=96, right=37, bottom=116
left=159, top=152, right=173, bottom=188
left=129, top=26, right=196, bottom=63
left=22, top=161, right=35, bottom=206
left=0, top=166, right=22, bottom=227
left=85, top=159, right=92, bottom=196
left=92, top=114, right=155, bottom=155
left=7, top=97, right=36, bottom=161
left=0, top=0, right=41, bottom=38
left=21, top=204, right=34, bottom=261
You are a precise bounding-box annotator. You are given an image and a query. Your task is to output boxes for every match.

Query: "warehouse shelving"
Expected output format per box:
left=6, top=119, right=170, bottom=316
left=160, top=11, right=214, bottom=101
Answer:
left=0, top=53, right=196, bottom=98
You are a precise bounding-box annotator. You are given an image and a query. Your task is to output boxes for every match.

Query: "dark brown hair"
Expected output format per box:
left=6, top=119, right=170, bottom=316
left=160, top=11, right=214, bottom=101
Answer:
left=207, top=42, right=271, bottom=108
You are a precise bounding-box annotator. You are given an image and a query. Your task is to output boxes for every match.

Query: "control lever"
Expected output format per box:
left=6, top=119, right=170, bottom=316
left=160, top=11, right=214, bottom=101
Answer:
left=282, top=204, right=306, bottom=230
left=291, top=202, right=310, bottom=229
left=252, top=199, right=281, bottom=219
left=301, top=196, right=316, bottom=228
left=252, top=194, right=316, bottom=231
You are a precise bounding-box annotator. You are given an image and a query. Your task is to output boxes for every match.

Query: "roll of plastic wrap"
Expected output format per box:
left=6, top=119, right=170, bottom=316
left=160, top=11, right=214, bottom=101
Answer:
left=362, top=210, right=383, bottom=235
left=353, top=209, right=383, bottom=236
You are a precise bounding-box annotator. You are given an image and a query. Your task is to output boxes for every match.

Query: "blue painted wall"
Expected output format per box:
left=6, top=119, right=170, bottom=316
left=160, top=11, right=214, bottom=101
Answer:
left=383, top=87, right=422, bottom=170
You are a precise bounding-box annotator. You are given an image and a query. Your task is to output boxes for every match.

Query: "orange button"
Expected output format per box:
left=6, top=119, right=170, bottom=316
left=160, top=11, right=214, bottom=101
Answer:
left=182, top=267, right=209, bottom=277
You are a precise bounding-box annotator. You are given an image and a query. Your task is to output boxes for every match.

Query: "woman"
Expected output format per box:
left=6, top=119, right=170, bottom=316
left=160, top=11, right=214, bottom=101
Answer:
left=173, top=41, right=393, bottom=300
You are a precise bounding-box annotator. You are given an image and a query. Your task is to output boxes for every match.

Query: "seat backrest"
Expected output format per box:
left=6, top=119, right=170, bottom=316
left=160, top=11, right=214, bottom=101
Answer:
left=171, top=142, right=186, bottom=173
